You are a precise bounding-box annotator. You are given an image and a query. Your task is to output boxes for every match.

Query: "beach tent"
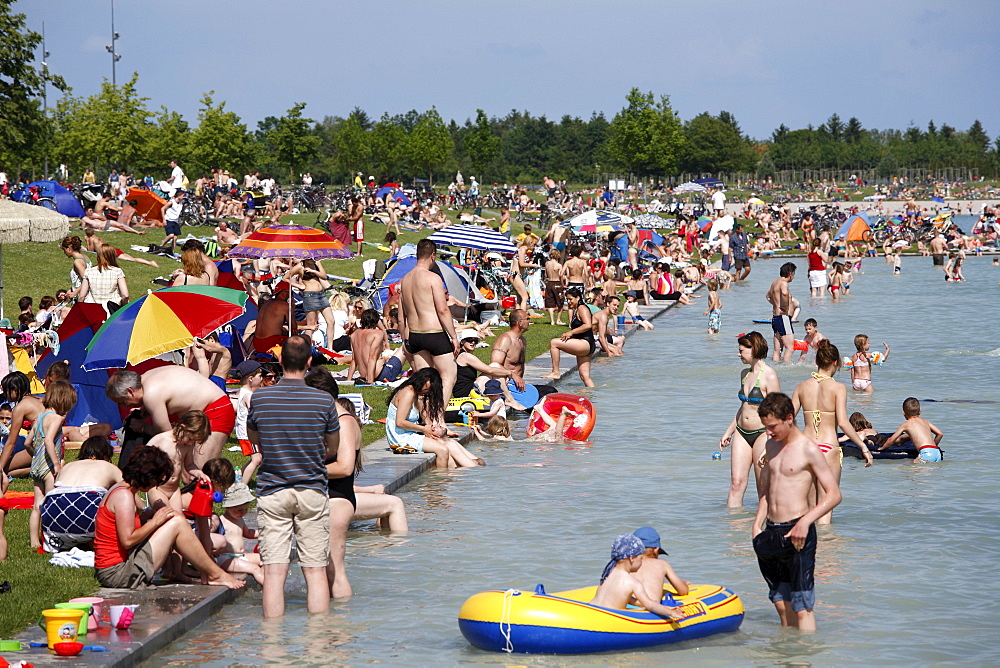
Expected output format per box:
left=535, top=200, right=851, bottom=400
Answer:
left=11, top=180, right=85, bottom=218
left=35, top=303, right=122, bottom=429
left=834, top=213, right=871, bottom=242
left=374, top=187, right=412, bottom=206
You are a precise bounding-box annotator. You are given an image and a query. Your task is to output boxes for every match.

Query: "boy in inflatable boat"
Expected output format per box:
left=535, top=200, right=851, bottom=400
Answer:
left=589, top=534, right=687, bottom=620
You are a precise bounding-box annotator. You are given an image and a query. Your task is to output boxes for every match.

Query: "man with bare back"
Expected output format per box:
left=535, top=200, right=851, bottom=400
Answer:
left=766, top=262, right=797, bottom=362
left=563, top=245, right=590, bottom=292
left=106, top=366, right=236, bottom=468
left=253, top=288, right=293, bottom=354
left=399, top=239, right=458, bottom=400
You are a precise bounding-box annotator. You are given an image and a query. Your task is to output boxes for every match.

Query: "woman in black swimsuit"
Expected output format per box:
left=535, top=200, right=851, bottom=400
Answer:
left=304, top=369, right=358, bottom=600
left=542, top=287, right=595, bottom=387
left=452, top=331, right=514, bottom=398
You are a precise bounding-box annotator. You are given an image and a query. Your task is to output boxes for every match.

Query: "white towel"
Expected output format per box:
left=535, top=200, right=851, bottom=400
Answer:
left=49, top=547, right=95, bottom=568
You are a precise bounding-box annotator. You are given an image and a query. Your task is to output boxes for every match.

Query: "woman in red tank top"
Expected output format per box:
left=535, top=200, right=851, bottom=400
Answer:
left=94, top=446, right=244, bottom=590
left=806, top=239, right=829, bottom=297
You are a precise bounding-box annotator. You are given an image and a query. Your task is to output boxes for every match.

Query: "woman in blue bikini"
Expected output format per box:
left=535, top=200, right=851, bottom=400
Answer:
left=719, top=331, right=780, bottom=507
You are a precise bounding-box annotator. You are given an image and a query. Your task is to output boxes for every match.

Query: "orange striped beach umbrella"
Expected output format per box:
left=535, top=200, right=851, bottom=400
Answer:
left=226, top=225, right=354, bottom=260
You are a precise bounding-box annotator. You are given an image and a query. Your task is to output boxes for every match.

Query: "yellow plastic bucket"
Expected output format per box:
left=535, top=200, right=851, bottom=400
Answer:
left=40, top=608, right=85, bottom=649
left=54, top=602, right=92, bottom=635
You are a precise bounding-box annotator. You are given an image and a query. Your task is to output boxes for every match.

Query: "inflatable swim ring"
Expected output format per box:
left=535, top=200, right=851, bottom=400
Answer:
left=526, top=393, right=595, bottom=441
left=588, top=258, right=607, bottom=276
left=459, top=582, right=743, bottom=654
left=843, top=351, right=884, bottom=368
left=840, top=434, right=929, bottom=460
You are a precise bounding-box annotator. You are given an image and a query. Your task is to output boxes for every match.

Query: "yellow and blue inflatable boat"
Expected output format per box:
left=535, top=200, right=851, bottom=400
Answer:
left=458, top=583, right=743, bottom=654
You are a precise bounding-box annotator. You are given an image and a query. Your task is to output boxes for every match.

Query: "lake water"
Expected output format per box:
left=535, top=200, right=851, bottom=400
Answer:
left=151, top=252, right=1000, bottom=666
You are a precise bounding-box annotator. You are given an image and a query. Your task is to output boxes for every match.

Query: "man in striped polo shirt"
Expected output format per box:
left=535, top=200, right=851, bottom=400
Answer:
left=247, top=336, right=340, bottom=617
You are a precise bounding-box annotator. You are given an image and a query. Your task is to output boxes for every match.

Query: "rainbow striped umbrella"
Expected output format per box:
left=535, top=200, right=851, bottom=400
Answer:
left=83, top=286, right=249, bottom=370
left=226, top=224, right=354, bottom=260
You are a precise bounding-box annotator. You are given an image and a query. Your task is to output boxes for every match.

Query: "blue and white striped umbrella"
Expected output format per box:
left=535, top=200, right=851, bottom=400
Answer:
left=673, top=181, right=707, bottom=193
left=564, top=209, right=634, bottom=228
left=427, top=224, right=518, bottom=254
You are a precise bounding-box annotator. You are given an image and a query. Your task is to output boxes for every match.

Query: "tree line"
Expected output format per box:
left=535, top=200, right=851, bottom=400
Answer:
left=2, top=6, right=998, bottom=187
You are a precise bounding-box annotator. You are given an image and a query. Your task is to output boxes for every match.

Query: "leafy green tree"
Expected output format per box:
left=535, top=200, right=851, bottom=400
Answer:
left=261, top=102, right=320, bottom=182
left=0, top=3, right=69, bottom=169
left=463, top=109, right=501, bottom=179
left=606, top=88, right=684, bottom=175
left=52, top=74, right=150, bottom=177
left=408, top=107, right=453, bottom=182
left=334, top=114, right=371, bottom=180
left=844, top=117, right=864, bottom=143
left=188, top=92, right=259, bottom=177
left=967, top=120, right=989, bottom=154
left=142, top=108, right=190, bottom=176
left=370, top=112, right=407, bottom=180
left=681, top=112, right=754, bottom=173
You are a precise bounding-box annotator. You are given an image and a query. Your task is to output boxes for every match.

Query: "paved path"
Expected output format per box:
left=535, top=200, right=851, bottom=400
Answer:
left=8, top=292, right=698, bottom=666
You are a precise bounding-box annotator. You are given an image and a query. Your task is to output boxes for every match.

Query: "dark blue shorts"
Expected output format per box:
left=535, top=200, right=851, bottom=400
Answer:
left=165, top=220, right=181, bottom=236
left=753, top=518, right=817, bottom=612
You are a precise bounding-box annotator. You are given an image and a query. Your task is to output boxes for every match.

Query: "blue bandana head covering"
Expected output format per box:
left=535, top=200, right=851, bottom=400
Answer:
left=600, top=534, right=646, bottom=584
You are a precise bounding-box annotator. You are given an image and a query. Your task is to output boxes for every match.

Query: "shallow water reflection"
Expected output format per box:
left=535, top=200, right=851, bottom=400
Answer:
left=151, top=255, right=1000, bottom=666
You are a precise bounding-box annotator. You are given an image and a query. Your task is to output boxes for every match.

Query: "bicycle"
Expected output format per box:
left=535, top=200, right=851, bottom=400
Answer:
left=12, top=184, right=58, bottom=212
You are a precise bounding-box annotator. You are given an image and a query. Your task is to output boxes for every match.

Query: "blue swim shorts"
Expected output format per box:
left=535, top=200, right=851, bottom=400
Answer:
left=917, top=446, right=942, bottom=462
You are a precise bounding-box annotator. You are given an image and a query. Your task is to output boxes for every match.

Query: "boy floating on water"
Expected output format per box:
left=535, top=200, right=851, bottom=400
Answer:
left=883, top=397, right=944, bottom=462
left=589, top=534, right=686, bottom=620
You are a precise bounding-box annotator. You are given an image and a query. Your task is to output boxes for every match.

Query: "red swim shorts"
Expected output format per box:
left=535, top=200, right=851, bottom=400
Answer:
left=252, top=334, right=286, bottom=354
left=203, top=395, right=237, bottom=436
left=238, top=439, right=258, bottom=456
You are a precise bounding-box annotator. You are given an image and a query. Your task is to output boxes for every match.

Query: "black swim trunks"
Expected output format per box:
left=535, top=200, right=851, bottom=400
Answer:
left=932, top=253, right=944, bottom=266
left=405, top=331, right=453, bottom=356
left=752, top=518, right=817, bottom=612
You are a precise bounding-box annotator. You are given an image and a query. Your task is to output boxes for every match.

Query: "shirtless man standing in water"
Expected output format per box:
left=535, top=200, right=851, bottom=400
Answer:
left=766, top=262, right=797, bottom=362
left=399, top=239, right=458, bottom=401
left=752, top=392, right=841, bottom=632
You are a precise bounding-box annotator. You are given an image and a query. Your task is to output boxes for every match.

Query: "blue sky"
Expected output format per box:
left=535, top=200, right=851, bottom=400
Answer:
left=17, top=0, right=1000, bottom=141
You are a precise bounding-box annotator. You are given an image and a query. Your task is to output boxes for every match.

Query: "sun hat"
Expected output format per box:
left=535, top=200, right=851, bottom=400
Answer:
left=633, top=526, right=668, bottom=555
left=459, top=330, right=481, bottom=342
left=483, top=379, right=503, bottom=396
left=600, top=534, right=645, bottom=583
left=222, top=482, right=254, bottom=508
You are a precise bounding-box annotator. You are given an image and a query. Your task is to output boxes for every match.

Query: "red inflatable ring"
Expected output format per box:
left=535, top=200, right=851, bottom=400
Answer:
left=526, top=393, right=596, bottom=441
left=588, top=258, right=607, bottom=276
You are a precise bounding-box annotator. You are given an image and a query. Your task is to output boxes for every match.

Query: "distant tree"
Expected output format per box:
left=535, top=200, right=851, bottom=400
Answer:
left=142, top=107, right=191, bottom=176
left=463, top=109, right=501, bottom=178
left=334, top=114, right=371, bottom=179
left=0, top=3, right=69, bottom=168
left=370, top=112, right=407, bottom=180
left=261, top=102, right=320, bottom=182
left=717, top=110, right=742, bottom=136
left=926, top=120, right=937, bottom=137
left=844, top=117, right=864, bottom=143
left=52, top=74, right=150, bottom=176
left=408, top=107, right=453, bottom=182
left=876, top=150, right=898, bottom=178
left=349, top=107, right=373, bottom=131
left=771, top=124, right=790, bottom=143
left=967, top=120, right=989, bottom=154
left=681, top=112, right=754, bottom=173
left=606, top=88, right=684, bottom=175
left=821, top=113, right=844, bottom=141
left=188, top=92, right=259, bottom=176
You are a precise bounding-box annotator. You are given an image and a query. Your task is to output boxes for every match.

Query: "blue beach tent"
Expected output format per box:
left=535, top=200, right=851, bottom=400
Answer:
left=11, top=180, right=85, bottom=217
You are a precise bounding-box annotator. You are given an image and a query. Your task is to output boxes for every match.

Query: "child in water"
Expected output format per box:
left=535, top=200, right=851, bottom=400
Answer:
left=632, top=526, right=690, bottom=601
left=468, top=415, right=513, bottom=443
left=850, top=334, right=890, bottom=392
left=703, top=278, right=722, bottom=334
left=798, top=318, right=827, bottom=362
left=589, top=534, right=686, bottom=620
left=623, top=291, right=654, bottom=331
left=828, top=262, right=844, bottom=302
left=883, top=397, right=944, bottom=462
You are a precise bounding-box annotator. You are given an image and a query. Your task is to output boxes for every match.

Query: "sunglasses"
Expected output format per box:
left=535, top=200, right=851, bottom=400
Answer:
left=464, top=338, right=481, bottom=344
